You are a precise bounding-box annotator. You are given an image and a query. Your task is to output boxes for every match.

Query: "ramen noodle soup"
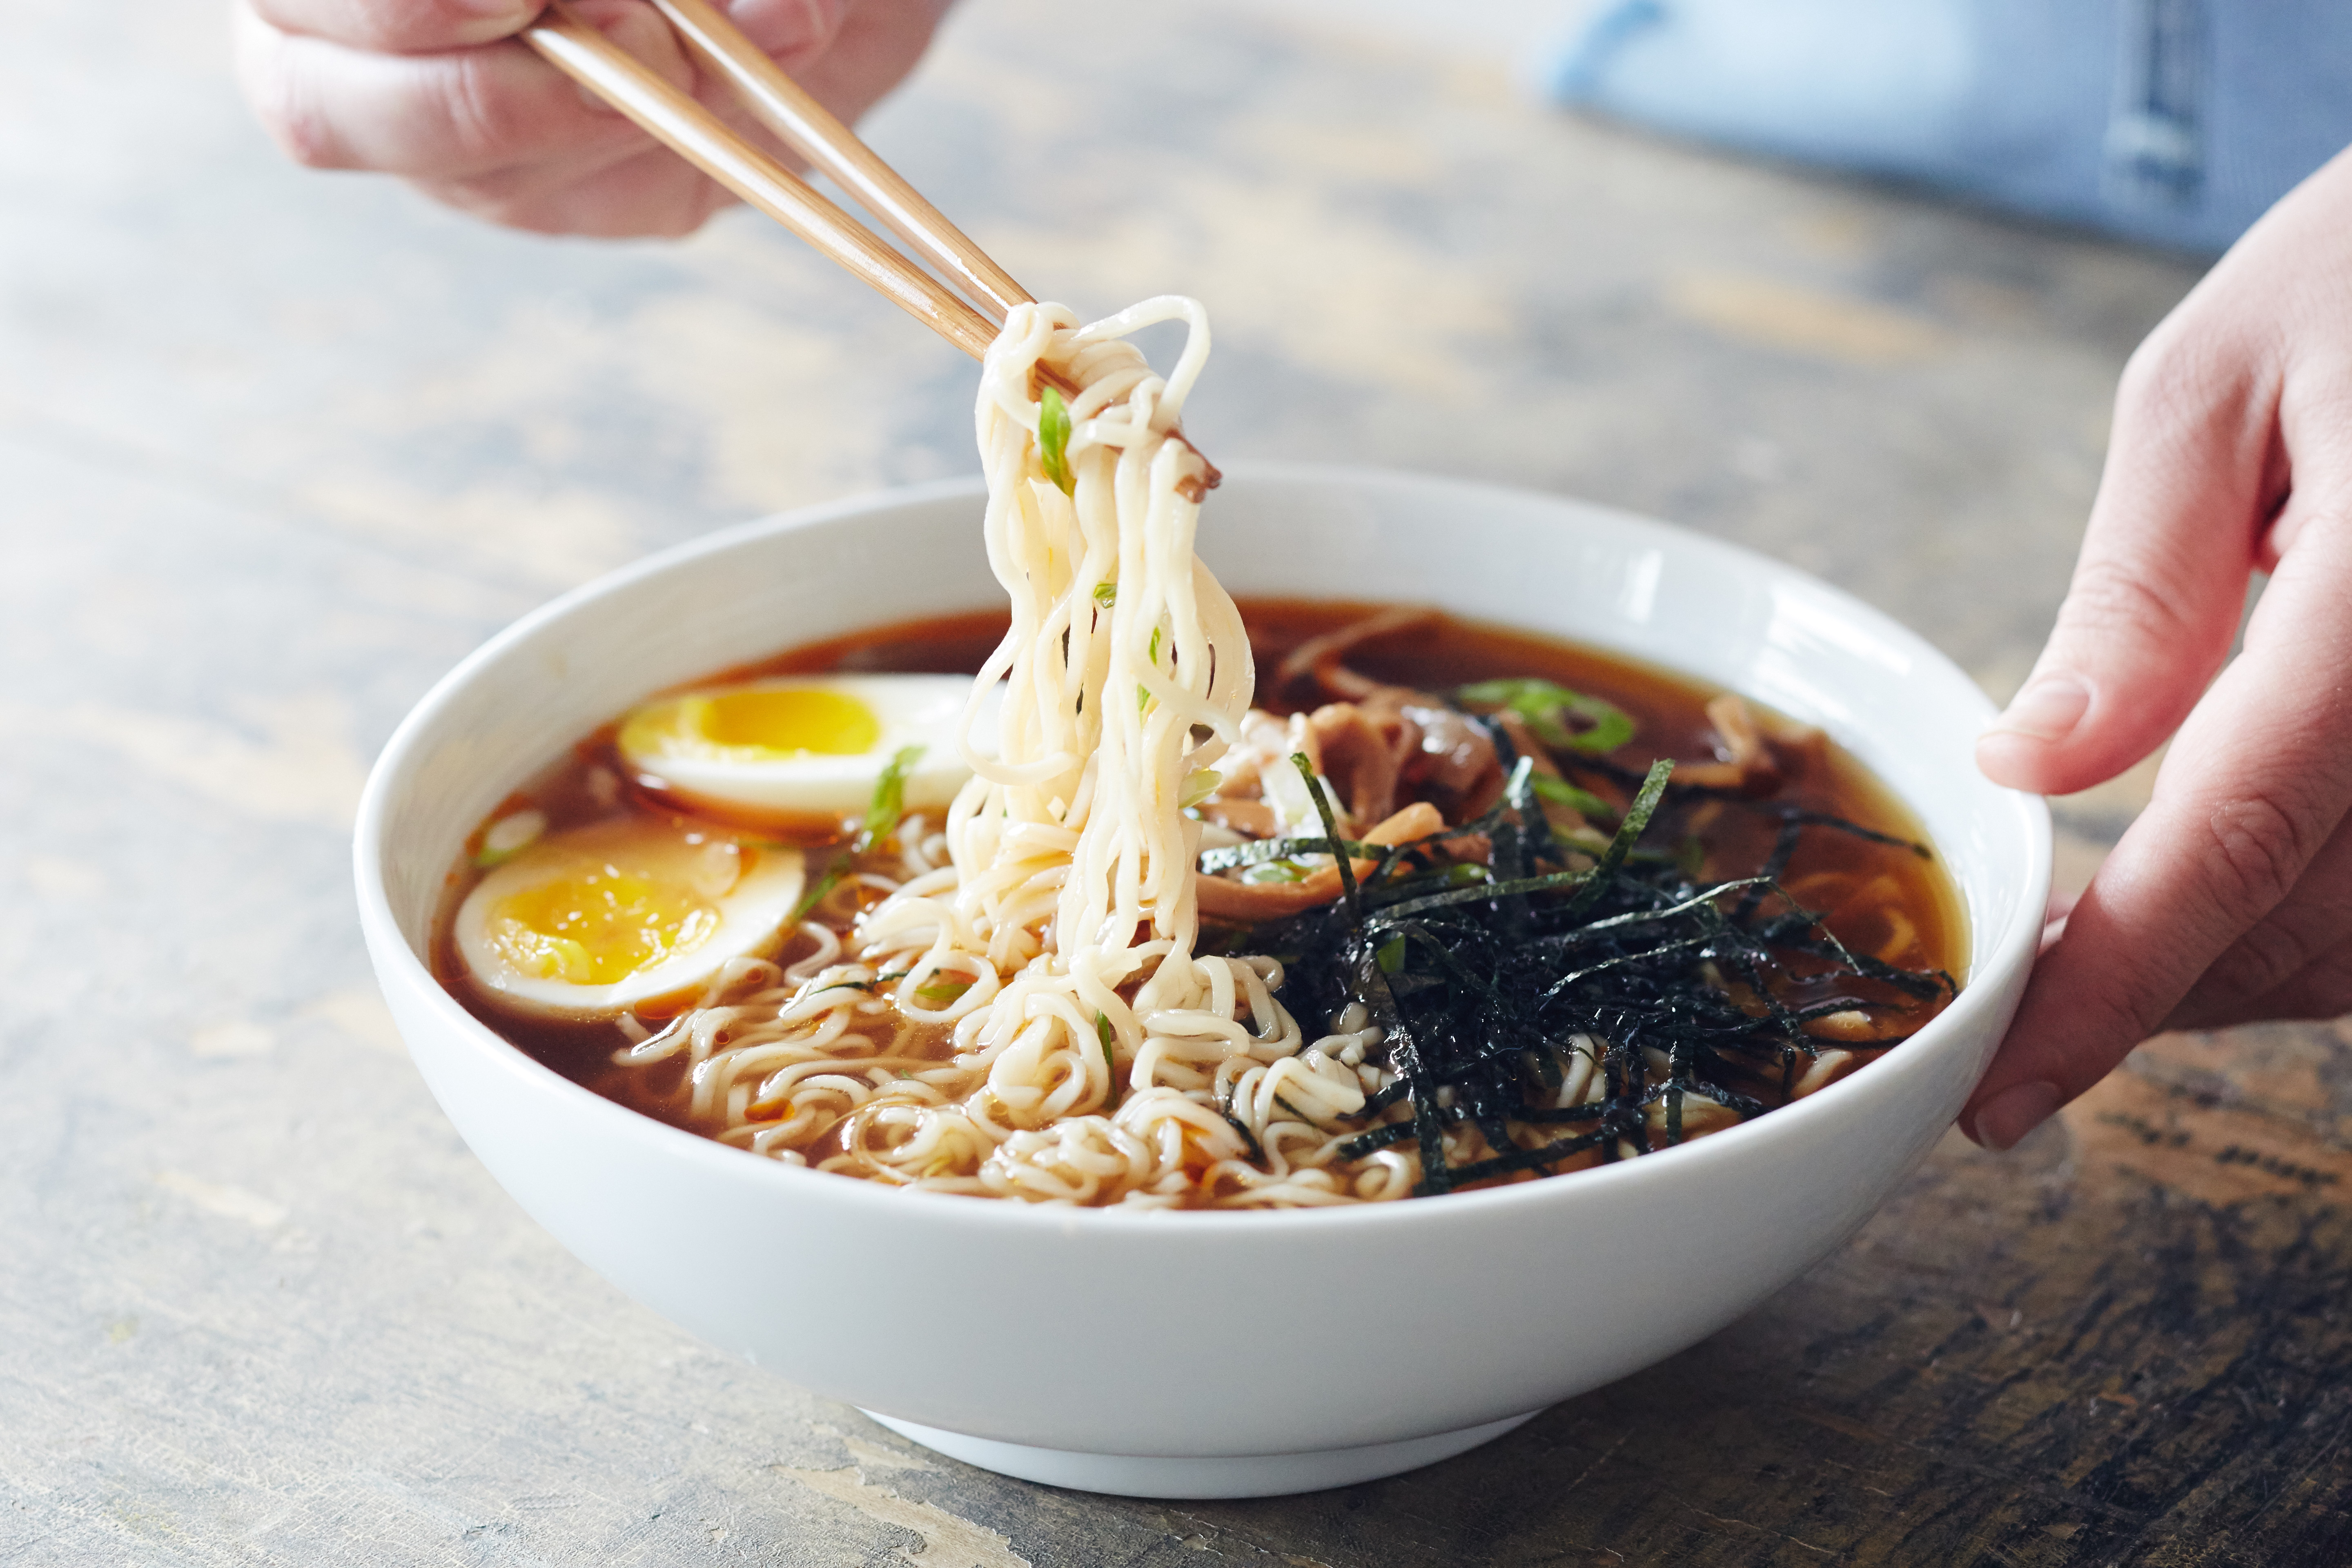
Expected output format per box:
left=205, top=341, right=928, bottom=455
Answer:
left=437, top=299, right=1964, bottom=1209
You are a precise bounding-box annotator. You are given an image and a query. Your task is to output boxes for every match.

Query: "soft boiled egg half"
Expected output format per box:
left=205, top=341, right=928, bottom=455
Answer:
left=616, top=674, right=999, bottom=833
left=454, top=817, right=804, bottom=1020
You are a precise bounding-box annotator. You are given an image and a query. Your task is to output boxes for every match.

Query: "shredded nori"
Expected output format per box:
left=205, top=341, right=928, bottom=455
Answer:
left=1218, top=714, right=1953, bottom=1197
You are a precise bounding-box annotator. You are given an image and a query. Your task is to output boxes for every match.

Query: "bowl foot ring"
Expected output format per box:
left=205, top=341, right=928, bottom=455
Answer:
left=857, top=1408, right=1541, bottom=1498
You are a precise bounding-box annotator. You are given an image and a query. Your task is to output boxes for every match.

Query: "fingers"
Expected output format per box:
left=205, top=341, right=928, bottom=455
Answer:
left=1964, top=503, right=2352, bottom=1147
left=248, top=0, right=541, bottom=53
left=245, top=0, right=840, bottom=60
left=237, top=0, right=695, bottom=178
left=1978, top=149, right=2352, bottom=802
left=238, top=0, right=940, bottom=236
left=2163, top=805, right=2352, bottom=1031
left=233, top=0, right=848, bottom=183
left=1962, top=148, right=2352, bottom=1150
left=1974, top=319, right=2281, bottom=798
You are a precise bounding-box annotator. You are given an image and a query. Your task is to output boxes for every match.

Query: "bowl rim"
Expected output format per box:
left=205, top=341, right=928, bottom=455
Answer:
left=355, top=461, right=2052, bottom=1236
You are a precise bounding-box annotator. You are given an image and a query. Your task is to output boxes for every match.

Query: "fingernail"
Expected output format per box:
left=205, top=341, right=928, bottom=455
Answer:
left=1972, top=1081, right=2063, bottom=1151
left=1984, top=675, right=2090, bottom=743
left=437, top=0, right=537, bottom=45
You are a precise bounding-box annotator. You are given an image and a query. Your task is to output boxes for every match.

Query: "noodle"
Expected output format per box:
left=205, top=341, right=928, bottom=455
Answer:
left=615, top=298, right=1390, bottom=1207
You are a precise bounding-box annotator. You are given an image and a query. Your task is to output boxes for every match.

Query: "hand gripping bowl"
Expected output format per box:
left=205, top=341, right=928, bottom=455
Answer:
left=356, top=465, right=2050, bottom=1499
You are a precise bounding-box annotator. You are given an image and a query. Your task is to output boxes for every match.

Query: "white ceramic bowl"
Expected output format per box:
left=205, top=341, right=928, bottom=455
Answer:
left=356, top=466, right=2049, bottom=1498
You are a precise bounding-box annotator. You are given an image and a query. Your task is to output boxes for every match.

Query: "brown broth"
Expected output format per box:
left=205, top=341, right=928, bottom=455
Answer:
left=438, top=601, right=1966, bottom=1160
left=1243, top=599, right=1964, bottom=987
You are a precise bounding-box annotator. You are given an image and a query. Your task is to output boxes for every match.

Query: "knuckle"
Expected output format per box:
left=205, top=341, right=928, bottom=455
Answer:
left=2115, top=329, right=2192, bottom=417
left=430, top=54, right=519, bottom=168
left=2197, top=789, right=2328, bottom=920
left=235, top=10, right=352, bottom=170
left=2057, top=554, right=2200, bottom=648
left=250, top=69, right=348, bottom=170
left=2115, top=311, right=2248, bottom=430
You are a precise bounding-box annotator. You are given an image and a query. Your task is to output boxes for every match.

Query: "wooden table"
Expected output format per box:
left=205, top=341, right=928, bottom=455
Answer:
left=11, top=1, right=2343, bottom=1562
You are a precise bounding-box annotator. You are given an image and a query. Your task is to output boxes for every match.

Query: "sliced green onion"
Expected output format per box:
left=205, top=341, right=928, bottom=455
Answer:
left=811, top=978, right=877, bottom=997
left=854, top=744, right=923, bottom=853
left=789, top=863, right=844, bottom=924
left=914, top=977, right=971, bottom=1006
left=1530, top=774, right=1618, bottom=821
left=1179, top=768, right=1223, bottom=809
left=474, top=808, right=547, bottom=869
left=1039, top=385, right=1074, bottom=495
left=1097, top=1011, right=1120, bottom=1109
left=1138, top=628, right=1163, bottom=713
left=793, top=748, right=925, bottom=924
left=1457, top=678, right=1636, bottom=755
left=1093, top=581, right=1116, bottom=607
left=808, top=967, right=910, bottom=998
left=1376, top=934, right=1408, bottom=975
left=1241, top=860, right=1306, bottom=884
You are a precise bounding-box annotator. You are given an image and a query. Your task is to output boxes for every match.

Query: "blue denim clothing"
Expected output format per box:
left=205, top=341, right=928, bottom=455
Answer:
left=1546, top=0, right=2352, bottom=253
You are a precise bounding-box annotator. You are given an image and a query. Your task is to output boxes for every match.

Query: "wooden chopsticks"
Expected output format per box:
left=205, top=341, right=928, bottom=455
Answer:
left=645, top=0, right=1033, bottom=322
left=521, top=0, right=1028, bottom=365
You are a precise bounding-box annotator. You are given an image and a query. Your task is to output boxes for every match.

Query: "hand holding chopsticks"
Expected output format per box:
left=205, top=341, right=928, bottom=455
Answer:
left=522, top=0, right=1045, bottom=371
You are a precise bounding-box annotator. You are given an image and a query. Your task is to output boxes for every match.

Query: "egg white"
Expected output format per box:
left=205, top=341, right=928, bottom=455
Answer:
left=617, top=673, right=999, bottom=827
left=454, top=817, right=804, bottom=1020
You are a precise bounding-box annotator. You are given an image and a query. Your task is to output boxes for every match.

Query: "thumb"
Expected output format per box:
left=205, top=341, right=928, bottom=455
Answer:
left=1976, top=324, right=2283, bottom=798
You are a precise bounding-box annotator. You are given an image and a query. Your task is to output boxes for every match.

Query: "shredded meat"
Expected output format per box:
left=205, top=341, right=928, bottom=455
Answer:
left=1288, top=690, right=1510, bottom=832
left=1458, top=710, right=1596, bottom=831
left=1216, top=692, right=1476, bottom=834
left=1201, top=797, right=1281, bottom=838
left=1276, top=606, right=1442, bottom=704
left=1400, top=702, right=1498, bottom=811
left=1673, top=693, right=1820, bottom=796
left=1170, top=432, right=1221, bottom=499
left=1195, top=802, right=1446, bottom=922
left=1242, top=608, right=1516, bottom=826
left=1305, top=700, right=1419, bottom=828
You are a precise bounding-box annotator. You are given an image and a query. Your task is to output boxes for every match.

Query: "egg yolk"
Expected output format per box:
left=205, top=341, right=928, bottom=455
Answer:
left=675, top=687, right=882, bottom=758
left=486, top=864, right=720, bottom=986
